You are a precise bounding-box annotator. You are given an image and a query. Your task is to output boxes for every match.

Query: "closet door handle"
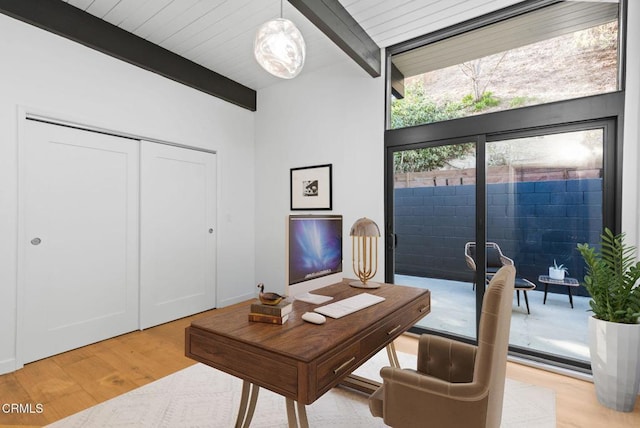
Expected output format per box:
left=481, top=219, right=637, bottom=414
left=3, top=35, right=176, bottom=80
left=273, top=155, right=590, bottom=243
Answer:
left=31, top=237, right=42, bottom=245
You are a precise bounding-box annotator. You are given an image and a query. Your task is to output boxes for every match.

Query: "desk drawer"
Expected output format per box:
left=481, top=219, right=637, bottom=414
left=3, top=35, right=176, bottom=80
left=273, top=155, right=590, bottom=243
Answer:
left=187, top=330, right=298, bottom=397
left=317, top=342, right=360, bottom=391
left=360, top=296, right=430, bottom=360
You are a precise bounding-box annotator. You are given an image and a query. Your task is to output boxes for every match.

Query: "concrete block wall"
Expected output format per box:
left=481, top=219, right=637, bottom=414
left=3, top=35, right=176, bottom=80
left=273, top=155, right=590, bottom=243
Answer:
left=394, top=178, right=603, bottom=295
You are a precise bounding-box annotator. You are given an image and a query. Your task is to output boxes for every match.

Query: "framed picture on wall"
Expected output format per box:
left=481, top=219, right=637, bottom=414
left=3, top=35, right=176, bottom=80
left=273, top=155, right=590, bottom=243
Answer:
left=290, top=164, right=332, bottom=211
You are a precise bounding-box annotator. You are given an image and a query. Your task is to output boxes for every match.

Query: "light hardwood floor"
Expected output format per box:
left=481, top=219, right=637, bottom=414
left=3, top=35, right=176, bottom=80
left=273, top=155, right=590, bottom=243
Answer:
left=1, top=308, right=638, bottom=427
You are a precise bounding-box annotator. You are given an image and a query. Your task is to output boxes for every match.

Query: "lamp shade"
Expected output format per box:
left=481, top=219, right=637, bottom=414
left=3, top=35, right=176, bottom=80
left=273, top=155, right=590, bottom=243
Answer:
left=254, top=18, right=305, bottom=79
left=350, top=217, right=381, bottom=238
left=350, top=218, right=380, bottom=288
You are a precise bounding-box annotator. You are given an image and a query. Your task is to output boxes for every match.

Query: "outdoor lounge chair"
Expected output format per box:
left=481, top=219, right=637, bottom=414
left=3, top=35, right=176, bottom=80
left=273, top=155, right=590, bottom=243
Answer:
left=464, top=242, right=535, bottom=314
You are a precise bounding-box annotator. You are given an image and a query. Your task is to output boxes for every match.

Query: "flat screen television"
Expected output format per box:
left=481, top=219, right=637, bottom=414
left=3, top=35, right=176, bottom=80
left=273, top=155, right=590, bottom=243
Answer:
left=286, top=214, right=343, bottom=295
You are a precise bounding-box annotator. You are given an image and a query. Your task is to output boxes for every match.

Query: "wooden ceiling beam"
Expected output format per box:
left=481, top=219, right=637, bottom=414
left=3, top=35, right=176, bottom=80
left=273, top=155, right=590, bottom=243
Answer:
left=391, top=63, right=405, bottom=99
left=289, top=0, right=381, bottom=78
left=0, top=0, right=257, bottom=111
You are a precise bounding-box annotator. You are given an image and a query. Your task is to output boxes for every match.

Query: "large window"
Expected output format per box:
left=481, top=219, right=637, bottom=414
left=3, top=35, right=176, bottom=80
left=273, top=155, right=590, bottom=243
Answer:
left=389, top=1, right=620, bottom=129
left=384, top=0, right=624, bottom=371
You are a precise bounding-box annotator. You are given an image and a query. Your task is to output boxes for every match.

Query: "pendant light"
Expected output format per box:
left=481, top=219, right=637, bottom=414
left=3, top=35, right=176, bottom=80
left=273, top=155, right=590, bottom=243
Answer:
left=254, top=0, right=306, bottom=79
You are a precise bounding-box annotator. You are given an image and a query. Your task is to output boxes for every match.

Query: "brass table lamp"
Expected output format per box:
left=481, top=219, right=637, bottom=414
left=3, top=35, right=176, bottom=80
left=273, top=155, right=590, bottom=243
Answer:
left=349, top=217, right=380, bottom=288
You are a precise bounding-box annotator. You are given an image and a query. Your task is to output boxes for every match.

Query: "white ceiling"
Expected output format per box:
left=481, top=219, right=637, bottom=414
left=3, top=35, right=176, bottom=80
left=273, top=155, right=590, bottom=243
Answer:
left=61, top=0, right=528, bottom=90
left=392, top=0, right=619, bottom=78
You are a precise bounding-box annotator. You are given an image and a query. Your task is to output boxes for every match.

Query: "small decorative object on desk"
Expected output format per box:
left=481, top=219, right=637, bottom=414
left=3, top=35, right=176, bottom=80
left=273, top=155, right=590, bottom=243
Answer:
left=548, top=259, right=568, bottom=280
left=248, top=312, right=289, bottom=324
left=257, top=283, right=285, bottom=305
left=250, top=299, right=292, bottom=317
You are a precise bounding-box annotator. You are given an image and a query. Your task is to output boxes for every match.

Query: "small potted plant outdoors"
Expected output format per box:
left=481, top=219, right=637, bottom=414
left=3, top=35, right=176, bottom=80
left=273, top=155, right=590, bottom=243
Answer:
left=577, top=228, right=640, bottom=412
left=548, top=259, right=568, bottom=280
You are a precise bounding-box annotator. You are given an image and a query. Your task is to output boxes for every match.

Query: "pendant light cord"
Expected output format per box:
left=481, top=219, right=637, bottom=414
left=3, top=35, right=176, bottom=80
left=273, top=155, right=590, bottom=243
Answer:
left=280, top=0, right=283, bottom=19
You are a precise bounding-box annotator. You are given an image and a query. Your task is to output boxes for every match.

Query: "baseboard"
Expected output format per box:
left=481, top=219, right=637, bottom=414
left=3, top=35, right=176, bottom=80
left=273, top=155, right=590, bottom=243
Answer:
left=507, top=354, right=593, bottom=382
left=0, top=357, right=21, bottom=375
left=218, top=292, right=255, bottom=308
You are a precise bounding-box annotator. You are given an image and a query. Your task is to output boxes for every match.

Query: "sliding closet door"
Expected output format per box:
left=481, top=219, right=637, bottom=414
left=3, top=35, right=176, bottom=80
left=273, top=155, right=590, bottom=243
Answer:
left=20, top=120, right=139, bottom=364
left=140, top=142, right=216, bottom=329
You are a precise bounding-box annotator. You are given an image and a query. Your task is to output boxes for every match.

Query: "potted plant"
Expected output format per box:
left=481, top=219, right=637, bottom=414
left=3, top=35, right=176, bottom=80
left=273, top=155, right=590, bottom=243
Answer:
left=577, top=228, right=640, bottom=412
left=548, top=259, right=568, bottom=280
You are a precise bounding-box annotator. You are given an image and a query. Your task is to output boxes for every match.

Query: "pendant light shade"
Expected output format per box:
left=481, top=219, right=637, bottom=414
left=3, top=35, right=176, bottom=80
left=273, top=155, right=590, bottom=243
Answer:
left=254, top=17, right=306, bottom=79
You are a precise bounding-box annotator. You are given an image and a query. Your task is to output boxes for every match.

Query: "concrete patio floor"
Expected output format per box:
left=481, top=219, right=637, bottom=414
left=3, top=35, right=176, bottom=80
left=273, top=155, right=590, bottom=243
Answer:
left=395, top=274, right=591, bottom=363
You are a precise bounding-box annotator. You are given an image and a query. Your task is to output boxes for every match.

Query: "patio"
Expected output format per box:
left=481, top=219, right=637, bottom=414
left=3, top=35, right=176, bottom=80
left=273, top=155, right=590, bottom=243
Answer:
left=395, top=274, right=592, bottom=363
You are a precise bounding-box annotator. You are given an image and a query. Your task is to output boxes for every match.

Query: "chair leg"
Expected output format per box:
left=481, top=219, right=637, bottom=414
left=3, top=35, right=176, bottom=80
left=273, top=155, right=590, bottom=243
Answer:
left=514, top=289, right=531, bottom=314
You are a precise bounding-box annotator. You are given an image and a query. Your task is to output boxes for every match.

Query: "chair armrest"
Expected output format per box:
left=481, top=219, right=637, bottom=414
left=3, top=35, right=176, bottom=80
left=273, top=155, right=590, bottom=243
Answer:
left=500, top=254, right=514, bottom=266
left=380, top=366, right=489, bottom=402
left=417, top=334, right=477, bottom=383
left=464, top=243, right=476, bottom=271
left=464, top=253, right=476, bottom=271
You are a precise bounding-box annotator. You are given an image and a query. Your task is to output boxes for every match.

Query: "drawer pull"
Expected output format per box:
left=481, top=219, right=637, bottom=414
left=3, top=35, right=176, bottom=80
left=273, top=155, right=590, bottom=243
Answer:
left=333, top=357, right=356, bottom=374
left=418, top=305, right=428, bottom=313
left=387, top=325, right=401, bottom=336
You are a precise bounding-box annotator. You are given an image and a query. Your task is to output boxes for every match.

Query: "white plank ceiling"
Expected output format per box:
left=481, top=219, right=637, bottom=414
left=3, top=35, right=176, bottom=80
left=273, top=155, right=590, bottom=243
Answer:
left=61, top=0, right=526, bottom=90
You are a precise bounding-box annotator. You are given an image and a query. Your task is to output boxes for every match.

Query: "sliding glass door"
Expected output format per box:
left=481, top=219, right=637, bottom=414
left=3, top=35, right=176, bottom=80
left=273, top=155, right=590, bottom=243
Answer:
left=485, top=127, right=605, bottom=364
left=390, top=140, right=477, bottom=340
left=387, top=122, right=612, bottom=367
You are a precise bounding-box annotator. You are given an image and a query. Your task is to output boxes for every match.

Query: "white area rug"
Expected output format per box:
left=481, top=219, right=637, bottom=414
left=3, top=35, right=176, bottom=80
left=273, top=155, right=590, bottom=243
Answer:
left=47, top=351, right=555, bottom=427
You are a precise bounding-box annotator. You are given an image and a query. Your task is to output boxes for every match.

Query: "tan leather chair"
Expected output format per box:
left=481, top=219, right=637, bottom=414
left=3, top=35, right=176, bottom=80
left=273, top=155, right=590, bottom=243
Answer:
left=369, top=265, right=516, bottom=428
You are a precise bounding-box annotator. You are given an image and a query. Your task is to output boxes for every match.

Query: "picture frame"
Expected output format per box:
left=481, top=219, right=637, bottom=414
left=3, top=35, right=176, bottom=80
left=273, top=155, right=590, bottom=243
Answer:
left=290, top=164, right=332, bottom=211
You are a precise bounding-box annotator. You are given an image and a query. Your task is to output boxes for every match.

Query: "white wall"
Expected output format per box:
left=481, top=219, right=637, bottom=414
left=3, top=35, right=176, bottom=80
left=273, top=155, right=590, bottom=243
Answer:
left=254, top=59, right=385, bottom=294
left=0, top=14, right=256, bottom=374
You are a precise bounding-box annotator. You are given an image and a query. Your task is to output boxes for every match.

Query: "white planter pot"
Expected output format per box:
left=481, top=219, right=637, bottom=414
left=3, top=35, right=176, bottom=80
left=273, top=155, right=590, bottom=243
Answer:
left=548, top=267, right=565, bottom=280
left=588, top=316, right=640, bottom=411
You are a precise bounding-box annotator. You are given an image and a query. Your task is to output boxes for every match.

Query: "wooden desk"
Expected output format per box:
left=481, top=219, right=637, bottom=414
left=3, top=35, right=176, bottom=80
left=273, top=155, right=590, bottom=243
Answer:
left=185, top=280, right=430, bottom=427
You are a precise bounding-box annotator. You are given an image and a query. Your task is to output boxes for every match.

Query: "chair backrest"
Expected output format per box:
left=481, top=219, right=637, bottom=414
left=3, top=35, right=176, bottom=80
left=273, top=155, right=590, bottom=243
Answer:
left=485, top=246, right=503, bottom=268
left=474, top=265, right=516, bottom=428
left=465, top=242, right=510, bottom=270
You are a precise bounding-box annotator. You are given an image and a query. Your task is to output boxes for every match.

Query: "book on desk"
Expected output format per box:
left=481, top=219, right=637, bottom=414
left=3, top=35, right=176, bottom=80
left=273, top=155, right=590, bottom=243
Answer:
left=248, top=312, right=290, bottom=324
left=249, top=300, right=292, bottom=324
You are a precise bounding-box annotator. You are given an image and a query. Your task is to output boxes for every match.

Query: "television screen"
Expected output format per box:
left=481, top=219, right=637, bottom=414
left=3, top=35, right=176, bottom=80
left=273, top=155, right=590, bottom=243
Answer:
left=288, top=215, right=343, bottom=285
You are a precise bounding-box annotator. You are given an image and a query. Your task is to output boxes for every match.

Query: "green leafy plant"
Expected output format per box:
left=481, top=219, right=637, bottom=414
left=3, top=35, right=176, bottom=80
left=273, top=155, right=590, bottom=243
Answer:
left=390, top=80, right=463, bottom=129
left=551, top=259, right=568, bottom=273
left=393, top=144, right=474, bottom=173
left=577, top=228, right=640, bottom=324
left=461, top=91, right=500, bottom=111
